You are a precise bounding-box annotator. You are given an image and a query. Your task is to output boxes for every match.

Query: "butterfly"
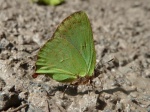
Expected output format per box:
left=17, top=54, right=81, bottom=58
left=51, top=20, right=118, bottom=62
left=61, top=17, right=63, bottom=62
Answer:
left=32, top=0, right=64, bottom=6
left=34, top=11, right=96, bottom=85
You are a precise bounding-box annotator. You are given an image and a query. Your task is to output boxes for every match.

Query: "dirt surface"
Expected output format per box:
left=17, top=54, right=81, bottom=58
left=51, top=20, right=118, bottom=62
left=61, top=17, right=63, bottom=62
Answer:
left=0, top=0, right=150, bottom=112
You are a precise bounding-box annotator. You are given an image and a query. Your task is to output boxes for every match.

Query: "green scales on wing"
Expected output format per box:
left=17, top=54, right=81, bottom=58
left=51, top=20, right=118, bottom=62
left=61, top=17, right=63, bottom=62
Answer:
left=35, top=11, right=96, bottom=82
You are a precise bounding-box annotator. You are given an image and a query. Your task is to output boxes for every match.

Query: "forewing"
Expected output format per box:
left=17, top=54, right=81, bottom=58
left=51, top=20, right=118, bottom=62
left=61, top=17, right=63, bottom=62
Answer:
left=53, top=11, right=96, bottom=76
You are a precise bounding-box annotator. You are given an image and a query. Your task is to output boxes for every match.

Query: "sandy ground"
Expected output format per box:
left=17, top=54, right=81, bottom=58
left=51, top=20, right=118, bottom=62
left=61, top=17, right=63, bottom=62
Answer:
left=0, top=0, right=150, bottom=112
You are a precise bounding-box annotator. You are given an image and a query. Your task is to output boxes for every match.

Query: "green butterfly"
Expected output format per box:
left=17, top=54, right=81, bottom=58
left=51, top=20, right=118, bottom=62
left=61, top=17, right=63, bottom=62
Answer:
left=35, top=11, right=96, bottom=85
left=32, top=0, right=64, bottom=6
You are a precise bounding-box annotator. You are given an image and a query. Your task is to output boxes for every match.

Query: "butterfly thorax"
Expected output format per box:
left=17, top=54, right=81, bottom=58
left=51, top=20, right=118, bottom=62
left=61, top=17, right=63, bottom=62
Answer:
left=71, top=75, right=94, bottom=85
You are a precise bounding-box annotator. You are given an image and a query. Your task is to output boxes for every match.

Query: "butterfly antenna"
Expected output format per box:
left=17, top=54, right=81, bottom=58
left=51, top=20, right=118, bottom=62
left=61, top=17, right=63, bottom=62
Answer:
left=95, top=57, right=119, bottom=73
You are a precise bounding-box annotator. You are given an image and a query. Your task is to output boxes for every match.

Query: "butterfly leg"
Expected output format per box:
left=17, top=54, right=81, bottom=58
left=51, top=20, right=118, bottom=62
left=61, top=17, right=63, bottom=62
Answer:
left=87, top=79, right=94, bottom=95
left=46, top=100, right=50, bottom=112
left=62, top=85, right=69, bottom=97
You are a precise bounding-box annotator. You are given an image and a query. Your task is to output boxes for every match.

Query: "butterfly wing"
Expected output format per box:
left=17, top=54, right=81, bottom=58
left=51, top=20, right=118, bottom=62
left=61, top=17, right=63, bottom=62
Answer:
left=36, top=37, right=87, bottom=82
left=36, top=11, right=95, bottom=82
left=53, top=11, right=96, bottom=76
